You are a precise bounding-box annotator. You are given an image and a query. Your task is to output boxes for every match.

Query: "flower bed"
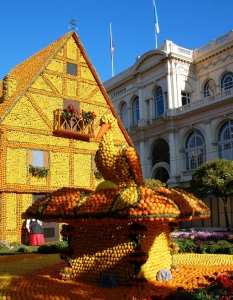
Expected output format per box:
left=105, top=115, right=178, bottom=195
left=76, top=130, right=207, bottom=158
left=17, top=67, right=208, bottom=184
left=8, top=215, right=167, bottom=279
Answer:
left=171, top=231, right=233, bottom=254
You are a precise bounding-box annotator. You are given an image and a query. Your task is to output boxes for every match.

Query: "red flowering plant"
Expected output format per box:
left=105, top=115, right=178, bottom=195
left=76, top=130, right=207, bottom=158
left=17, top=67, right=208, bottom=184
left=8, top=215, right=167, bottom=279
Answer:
left=81, top=110, right=96, bottom=124
left=61, top=104, right=79, bottom=120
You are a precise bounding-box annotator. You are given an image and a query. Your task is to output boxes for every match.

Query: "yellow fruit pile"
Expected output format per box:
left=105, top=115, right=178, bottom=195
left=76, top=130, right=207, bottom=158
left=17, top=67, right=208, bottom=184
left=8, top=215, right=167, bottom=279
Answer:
left=68, top=223, right=134, bottom=285
left=141, top=221, right=172, bottom=281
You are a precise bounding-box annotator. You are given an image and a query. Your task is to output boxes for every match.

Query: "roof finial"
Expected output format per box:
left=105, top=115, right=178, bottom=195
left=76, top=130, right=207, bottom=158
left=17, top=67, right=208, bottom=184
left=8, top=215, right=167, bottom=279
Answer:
left=68, top=19, right=78, bottom=31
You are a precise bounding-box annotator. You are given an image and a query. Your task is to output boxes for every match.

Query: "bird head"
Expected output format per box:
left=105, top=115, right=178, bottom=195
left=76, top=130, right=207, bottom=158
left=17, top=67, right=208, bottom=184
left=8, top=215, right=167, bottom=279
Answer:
left=95, top=114, right=118, bottom=142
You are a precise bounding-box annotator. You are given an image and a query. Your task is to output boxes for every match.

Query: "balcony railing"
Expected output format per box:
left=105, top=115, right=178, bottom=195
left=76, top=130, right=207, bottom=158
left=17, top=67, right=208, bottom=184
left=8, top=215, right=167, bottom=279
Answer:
left=53, top=109, right=95, bottom=140
left=176, top=87, right=233, bottom=115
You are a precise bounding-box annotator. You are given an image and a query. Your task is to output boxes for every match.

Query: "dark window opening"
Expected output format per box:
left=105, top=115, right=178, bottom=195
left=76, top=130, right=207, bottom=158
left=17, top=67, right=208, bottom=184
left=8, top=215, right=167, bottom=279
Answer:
left=67, top=63, right=77, bottom=76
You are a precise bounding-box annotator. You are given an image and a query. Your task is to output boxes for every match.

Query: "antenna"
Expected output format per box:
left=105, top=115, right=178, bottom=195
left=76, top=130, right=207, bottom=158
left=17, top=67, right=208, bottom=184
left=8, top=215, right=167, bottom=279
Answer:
left=68, top=19, right=78, bottom=31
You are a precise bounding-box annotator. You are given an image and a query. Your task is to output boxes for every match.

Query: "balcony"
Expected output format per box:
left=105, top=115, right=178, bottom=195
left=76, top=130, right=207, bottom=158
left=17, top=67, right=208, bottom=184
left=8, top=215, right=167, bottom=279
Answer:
left=53, top=109, right=95, bottom=141
left=176, top=87, right=233, bottom=116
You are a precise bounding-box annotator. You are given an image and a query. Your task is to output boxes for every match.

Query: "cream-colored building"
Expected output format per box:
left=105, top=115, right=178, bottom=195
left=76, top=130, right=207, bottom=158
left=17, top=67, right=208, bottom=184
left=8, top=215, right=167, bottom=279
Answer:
left=104, top=30, right=233, bottom=190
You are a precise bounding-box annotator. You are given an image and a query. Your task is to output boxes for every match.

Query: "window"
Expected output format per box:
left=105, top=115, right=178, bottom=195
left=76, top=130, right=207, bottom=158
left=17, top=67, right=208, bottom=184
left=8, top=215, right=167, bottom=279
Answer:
left=66, top=63, right=77, bottom=76
left=33, top=150, right=44, bottom=167
left=203, top=79, right=216, bottom=97
left=132, top=97, right=139, bottom=125
left=28, top=150, right=49, bottom=168
left=185, top=130, right=205, bottom=170
left=218, top=121, right=233, bottom=160
left=154, top=87, right=164, bottom=116
left=181, top=92, right=190, bottom=106
left=120, top=102, right=128, bottom=128
left=221, top=72, right=233, bottom=91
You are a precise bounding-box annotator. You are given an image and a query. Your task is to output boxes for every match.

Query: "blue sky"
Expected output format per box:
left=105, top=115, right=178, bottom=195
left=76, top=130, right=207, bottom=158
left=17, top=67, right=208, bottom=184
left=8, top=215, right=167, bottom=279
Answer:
left=0, top=0, right=233, bottom=83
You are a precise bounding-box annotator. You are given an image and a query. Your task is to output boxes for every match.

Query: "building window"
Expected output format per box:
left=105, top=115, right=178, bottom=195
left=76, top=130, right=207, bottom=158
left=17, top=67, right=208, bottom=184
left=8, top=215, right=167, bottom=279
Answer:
left=221, top=72, right=233, bottom=91
left=66, top=63, right=77, bottom=76
left=120, top=102, right=128, bottom=128
left=218, top=120, right=233, bottom=160
left=132, top=97, right=139, bottom=125
left=185, top=130, right=205, bottom=170
left=203, top=79, right=216, bottom=97
left=181, top=92, right=190, bottom=106
left=154, top=87, right=164, bottom=116
left=28, top=150, right=49, bottom=168
left=33, top=150, right=44, bottom=167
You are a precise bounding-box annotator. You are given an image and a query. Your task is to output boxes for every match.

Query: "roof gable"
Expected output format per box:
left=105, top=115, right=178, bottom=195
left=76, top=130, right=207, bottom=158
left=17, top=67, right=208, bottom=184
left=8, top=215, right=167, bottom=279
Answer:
left=0, top=31, right=132, bottom=146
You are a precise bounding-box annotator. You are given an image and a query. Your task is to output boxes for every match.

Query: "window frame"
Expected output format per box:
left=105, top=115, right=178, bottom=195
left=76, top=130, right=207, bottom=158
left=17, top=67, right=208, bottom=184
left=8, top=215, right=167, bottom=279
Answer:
left=120, top=102, right=128, bottom=128
left=218, top=120, right=233, bottom=160
left=28, top=150, right=49, bottom=168
left=66, top=62, right=77, bottom=76
left=181, top=91, right=190, bottom=106
left=154, top=87, right=164, bottom=117
left=132, top=97, right=139, bottom=126
left=221, top=72, right=233, bottom=91
left=203, top=79, right=216, bottom=97
left=185, top=130, right=205, bottom=170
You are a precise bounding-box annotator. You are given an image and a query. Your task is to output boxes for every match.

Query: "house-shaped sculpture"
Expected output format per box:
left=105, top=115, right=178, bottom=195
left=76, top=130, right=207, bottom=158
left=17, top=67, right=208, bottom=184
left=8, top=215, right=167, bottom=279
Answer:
left=0, top=31, right=132, bottom=243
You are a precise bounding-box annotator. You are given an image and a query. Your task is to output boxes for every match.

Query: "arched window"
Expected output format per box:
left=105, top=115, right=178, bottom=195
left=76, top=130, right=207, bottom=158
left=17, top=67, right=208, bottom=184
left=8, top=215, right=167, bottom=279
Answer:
left=185, top=130, right=205, bottom=170
left=154, top=87, right=164, bottom=116
left=120, top=102, right=128, bottom=128
left=218, top=121, right=233, bottom=160
left=221, top=72, right=233, bottom=91
left=132, top=97, right=139, bottom=125
left=203, top=79, right=216, bottom=97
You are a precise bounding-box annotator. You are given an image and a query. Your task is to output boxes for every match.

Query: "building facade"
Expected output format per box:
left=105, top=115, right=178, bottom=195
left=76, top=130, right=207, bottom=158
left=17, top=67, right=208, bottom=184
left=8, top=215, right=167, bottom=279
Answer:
left=104, top=30, right=233, bottom=189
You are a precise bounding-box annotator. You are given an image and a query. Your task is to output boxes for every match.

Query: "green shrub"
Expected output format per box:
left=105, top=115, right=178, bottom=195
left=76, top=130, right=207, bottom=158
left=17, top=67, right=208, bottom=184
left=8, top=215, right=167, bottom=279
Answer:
left=23, top=246, right=32, bottom=253
left=37, top=244, right=51, bottom=254
left=17, top=247, right=26, bottom=253
left=10, top=242, right=23, bottom=247
left=0, top=244, right=8, bottom=250
left=216, top=240, right=233, bottom=254
left=176, top=239, right=198, bottom=253
left=37, top=241, right=67, bottom=254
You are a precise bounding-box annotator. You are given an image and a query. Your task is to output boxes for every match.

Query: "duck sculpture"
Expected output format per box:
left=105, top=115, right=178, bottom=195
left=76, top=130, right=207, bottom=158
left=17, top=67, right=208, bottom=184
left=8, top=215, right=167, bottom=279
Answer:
left=94, top=114, right=143, bottom=187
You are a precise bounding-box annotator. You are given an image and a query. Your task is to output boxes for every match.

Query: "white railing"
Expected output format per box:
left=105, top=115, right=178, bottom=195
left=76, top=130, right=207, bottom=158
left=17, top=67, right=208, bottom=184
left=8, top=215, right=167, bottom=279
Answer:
left=176, top=87, right=233, bottom=114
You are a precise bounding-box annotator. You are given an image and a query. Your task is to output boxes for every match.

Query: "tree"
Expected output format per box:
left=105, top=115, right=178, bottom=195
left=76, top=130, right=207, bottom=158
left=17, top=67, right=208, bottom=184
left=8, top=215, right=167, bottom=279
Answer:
left=190, top=158, right=233, bottom=231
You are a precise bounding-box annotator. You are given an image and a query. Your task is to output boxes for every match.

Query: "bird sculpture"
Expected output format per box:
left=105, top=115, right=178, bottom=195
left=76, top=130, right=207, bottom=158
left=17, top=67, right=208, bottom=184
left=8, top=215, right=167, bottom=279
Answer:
left=94, top=114, right=143, bottom=187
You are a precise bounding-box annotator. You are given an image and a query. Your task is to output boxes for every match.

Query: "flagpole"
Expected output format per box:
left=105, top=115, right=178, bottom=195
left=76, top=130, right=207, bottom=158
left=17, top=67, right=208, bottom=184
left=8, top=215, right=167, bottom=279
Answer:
left=110, top=23, right=114, bottom=77
left=153, top=0, right=160, bottom=49
left=155, top=31, right=158, bottom=49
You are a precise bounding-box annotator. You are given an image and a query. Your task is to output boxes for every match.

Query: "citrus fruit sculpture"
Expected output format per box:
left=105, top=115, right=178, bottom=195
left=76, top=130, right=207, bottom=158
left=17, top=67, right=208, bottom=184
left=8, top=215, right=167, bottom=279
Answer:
left=25, top=114, right=210, bottom=286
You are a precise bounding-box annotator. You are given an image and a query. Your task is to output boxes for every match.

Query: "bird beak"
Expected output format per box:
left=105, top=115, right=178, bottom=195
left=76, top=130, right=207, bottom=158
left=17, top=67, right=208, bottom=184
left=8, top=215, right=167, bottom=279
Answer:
left=95, top=123, right=110, bottom=142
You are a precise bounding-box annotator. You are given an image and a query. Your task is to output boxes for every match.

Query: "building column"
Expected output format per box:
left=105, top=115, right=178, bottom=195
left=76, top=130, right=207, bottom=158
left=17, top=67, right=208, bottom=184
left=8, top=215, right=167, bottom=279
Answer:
left=127, top=107, right=131, bottom=131
left=171, top=61, right=179, bottom=108
left=137, top=85, right=147, bottom=127
left=149, top=97, right=154, bottom=124
left=166, top=126, right=179, bottom=187
left=165, top=61, right=173, bottom=115
left=193, top=76, right=200, bottom=102
left=139, top=137, right=146, bottom=178
left=204, top=120, right=213, bottom=161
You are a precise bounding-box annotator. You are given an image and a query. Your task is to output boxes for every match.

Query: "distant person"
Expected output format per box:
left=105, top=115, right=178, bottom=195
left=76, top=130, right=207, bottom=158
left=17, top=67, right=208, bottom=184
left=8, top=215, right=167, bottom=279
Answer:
left=26, top=219, right=44, bottom=246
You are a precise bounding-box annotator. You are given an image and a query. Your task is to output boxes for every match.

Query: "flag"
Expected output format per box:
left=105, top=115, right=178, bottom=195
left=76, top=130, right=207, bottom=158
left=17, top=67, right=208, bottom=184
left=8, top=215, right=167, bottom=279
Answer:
left=110, top=23, right=114, bottom=60
left=153, top=0, right=160, bottom=34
